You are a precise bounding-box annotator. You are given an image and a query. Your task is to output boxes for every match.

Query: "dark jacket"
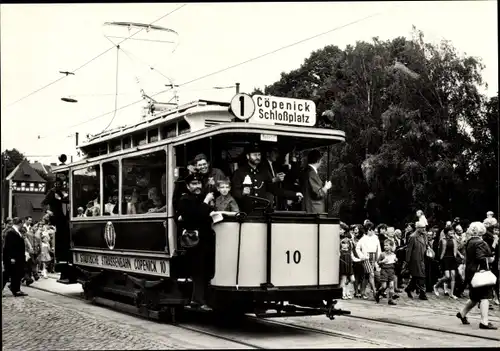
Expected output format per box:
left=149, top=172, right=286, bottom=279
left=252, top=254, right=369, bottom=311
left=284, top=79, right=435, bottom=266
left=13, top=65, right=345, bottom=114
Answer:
left=406, top=231, right=427, bottom=278
left=464, top=236, right=493, bottom=284
left=2, top=226, right=26, bottom=267
left=42, top=188, right=68, bottom=218
left=300, top=165, right=327, bottom=214
left=232, top=163, right=296, bottom=214
left=177, top=192, right=213, bottom=236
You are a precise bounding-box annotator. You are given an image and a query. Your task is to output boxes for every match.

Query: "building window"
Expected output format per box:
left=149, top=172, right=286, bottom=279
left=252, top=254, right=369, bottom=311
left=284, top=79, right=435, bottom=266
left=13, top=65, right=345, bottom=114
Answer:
left=121, top=150, right=166, bottom=215
left=72, top=165, right=100, bottom=217
left=103, top=161, right=119, bottom=216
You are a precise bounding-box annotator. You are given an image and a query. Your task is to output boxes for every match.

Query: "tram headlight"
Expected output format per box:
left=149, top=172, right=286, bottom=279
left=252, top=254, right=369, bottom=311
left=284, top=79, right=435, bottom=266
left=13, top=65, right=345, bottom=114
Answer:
left=58, top=154, right=68, bottom=165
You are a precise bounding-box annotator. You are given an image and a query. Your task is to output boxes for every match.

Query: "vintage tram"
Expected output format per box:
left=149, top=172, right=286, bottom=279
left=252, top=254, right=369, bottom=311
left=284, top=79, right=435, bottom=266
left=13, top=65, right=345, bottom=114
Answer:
left=52, top=95, right=349, bottom=321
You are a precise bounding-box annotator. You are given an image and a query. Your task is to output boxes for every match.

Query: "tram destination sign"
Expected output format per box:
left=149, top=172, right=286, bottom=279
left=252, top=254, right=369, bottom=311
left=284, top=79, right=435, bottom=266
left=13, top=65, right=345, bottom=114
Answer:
left=251, top=95, right=316, bottom=127
left=73, top=252, right=170, bottom=277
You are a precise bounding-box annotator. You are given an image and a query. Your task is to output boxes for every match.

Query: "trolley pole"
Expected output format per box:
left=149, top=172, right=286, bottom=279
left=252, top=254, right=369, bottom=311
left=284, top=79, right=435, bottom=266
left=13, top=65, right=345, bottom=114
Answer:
left=236, top=82, right=240, bottom=94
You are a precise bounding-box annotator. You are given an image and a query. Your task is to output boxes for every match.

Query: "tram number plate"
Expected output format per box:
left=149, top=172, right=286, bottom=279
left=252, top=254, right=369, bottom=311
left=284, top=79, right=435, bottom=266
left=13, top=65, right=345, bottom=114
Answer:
left=285, top=250, right=302, bottom=264
left=73, top=252, right=170, bottom=277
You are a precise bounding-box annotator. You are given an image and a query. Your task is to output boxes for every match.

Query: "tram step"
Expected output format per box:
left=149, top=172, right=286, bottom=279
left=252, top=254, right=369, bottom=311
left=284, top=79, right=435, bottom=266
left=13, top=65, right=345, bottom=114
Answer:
left=101, top=286, right=140, bottom=299
left=92, top=296, right=161, bottom=320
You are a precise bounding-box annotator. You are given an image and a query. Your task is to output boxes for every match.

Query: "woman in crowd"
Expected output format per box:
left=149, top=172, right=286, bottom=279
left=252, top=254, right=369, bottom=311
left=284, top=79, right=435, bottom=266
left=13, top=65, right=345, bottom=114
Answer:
left=456, top=222, right=497, bottom=330
left=433, top=226, right=461, bottom=299
left=356, top=221, right=381, bottom=300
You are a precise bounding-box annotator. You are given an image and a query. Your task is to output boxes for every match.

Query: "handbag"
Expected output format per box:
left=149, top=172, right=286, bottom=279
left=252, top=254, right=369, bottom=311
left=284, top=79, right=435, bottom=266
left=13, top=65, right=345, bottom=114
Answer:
left=180, top=229, right=199, bottom=248
left=425, top=246, right=435, bottom=259
left=470, top=259, right=497, bottom=288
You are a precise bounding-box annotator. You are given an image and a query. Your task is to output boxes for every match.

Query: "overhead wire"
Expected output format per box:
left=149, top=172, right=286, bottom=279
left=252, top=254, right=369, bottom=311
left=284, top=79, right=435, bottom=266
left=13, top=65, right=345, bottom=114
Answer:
left=100, top=46, right=120, bottom=133
left=37, top=6, right=394, bottom=139
left=4, top=3, right=188, bottom=109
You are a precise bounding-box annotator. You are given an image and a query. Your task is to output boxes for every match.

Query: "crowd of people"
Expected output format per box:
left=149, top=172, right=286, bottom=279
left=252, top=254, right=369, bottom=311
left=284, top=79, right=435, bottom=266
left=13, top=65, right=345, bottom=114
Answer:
left=2, top=215, right=56, bottom=290
left=338, top=211, right=499, bottom=329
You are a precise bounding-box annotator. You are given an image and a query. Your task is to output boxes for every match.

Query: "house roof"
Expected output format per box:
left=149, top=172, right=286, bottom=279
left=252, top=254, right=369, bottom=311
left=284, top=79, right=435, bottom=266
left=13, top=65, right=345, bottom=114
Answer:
left=30, top=161, right=54, bottom=177
left=6, top=160, right=47, bottom=183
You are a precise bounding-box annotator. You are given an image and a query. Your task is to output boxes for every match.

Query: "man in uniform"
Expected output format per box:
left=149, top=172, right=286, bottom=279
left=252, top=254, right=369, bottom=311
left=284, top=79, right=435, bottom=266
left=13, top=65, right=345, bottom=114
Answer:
left=177, top=173, right=215, bottom=310
left=232, top=143, right=303, bottom=214
left=42, top=178, right=70, bottom=280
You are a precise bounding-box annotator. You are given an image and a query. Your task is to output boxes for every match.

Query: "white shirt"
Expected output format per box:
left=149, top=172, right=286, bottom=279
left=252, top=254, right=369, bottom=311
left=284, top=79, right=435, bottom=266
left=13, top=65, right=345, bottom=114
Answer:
left=356, top=234, right=381, bottom=259
left=268, top=160, right=275, bottom=177
left=309, top=164, right=318, bottom=174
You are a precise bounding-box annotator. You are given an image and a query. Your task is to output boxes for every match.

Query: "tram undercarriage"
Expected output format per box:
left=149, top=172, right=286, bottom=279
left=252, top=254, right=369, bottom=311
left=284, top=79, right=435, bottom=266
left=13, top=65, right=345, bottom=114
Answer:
left=62, top=264, right=349, bottom=322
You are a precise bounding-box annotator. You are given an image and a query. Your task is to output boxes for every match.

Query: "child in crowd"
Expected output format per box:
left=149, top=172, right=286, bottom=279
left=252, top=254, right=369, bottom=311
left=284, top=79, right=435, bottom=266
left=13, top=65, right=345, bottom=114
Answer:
left=215, top=179, right=239, bottom=212
left=339, top=238, right=361, bottom=299
left=40, top=234, right=52, bottom=279
left=351, top=225, right=365, bottom=298
left=375, top=239, right=398, bottom=305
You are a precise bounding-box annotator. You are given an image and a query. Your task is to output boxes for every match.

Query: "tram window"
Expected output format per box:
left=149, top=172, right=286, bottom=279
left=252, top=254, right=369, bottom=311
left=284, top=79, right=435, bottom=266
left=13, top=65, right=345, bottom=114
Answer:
left=103, top=161, right=119, bottom=216
left=178, top=120, right=190, bottom=135
left=121, top=150, right=166, bottom=215
left=161, top=124, right=176, bottom=139
left=123, top=136, right=131, bottom=150
left=110, top=139, right=122, bottom=152
left=132, top=132, right=147, bottom=147
left=97, top=143, right=108, bottom=156
left=72, top=165, right=100, bottom=217
left=148, top=128, right=159, bottom=143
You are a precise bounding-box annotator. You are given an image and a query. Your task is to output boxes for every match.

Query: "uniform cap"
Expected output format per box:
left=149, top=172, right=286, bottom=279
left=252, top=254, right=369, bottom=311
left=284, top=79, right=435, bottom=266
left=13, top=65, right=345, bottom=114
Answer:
left=184, top=172, right=202, bottom=184
left=245, top=143, right=261, bottom=154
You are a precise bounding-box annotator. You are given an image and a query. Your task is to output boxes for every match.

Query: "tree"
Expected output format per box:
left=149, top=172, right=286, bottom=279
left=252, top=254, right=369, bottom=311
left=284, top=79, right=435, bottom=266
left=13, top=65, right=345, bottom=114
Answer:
left=1, top=149, right=26, bottom=176
left=258, top=27, right=492, bottom=226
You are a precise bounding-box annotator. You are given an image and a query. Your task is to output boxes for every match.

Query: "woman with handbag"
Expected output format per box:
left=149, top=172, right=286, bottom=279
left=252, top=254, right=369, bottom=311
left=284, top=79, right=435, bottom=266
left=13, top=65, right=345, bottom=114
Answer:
left=456, top=222, right=497, bottom=330
left=433, top=226, right=461, bottom=299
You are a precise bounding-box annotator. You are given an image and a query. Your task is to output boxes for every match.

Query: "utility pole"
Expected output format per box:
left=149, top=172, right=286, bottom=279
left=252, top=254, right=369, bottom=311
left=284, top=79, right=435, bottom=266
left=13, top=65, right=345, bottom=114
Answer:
left=236, top=82, right=240, bottom=94
left=1, top=155, right=6, bottom=221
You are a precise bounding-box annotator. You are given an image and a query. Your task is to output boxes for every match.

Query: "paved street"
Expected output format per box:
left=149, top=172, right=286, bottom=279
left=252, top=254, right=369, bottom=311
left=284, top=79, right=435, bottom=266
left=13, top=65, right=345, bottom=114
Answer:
left=2, top=276, right=499, bottom=349
left=1, top=281, right=249, bottom=350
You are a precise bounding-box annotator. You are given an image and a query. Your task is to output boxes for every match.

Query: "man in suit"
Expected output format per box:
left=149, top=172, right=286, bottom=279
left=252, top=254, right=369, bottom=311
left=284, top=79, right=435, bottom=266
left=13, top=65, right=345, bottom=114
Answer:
left=300, top=149, right=332, bottom=214
left=2, top=217, right=28, bottom=296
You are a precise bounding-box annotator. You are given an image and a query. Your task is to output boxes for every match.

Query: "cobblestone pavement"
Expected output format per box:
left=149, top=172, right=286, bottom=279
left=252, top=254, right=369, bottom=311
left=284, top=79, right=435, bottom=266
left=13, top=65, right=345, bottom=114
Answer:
left=2, top=295, right=190, bottom=350
left=346, top=289, right=500, bottom=319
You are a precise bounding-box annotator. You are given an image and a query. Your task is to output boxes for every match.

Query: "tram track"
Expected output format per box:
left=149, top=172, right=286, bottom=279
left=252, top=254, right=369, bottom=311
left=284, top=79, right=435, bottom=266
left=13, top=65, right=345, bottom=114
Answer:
left=345, top=314, right=500, bottom=342
left=23, top=283, right=392, bottom=348
left=23, top=282, right=499, bottom=348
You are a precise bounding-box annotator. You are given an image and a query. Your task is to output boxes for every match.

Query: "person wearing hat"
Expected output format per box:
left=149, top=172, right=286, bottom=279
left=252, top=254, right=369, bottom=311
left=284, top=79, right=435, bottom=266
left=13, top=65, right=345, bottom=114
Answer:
left=2, top=217, right=28, bottom=296
left=301, top=149, right=333, bottom=214
left=176, top=172, right=216, bottom=311
left=404, top=221, right=428, bottom=300
left=232, top=143, right=303, bottom=214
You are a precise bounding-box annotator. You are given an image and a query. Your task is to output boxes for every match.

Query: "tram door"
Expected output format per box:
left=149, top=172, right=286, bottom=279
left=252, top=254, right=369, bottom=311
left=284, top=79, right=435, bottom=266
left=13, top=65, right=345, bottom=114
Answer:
left=52, top=171, right=71, bottom=266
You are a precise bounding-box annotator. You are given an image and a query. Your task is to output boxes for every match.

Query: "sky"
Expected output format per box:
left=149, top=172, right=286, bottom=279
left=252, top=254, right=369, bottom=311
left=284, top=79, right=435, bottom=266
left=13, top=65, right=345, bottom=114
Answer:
left=1, top=1, right=498, bottom=164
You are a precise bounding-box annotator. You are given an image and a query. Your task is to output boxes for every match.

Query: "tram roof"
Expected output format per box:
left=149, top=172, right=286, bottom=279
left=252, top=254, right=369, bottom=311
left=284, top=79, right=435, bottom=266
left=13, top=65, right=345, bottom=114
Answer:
left=52, top=99, right=346, bottom=172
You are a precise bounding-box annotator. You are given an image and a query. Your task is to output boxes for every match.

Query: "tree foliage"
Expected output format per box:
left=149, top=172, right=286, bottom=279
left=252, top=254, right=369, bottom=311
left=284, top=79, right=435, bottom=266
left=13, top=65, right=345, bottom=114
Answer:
left=1, top=149, right=26, bottom=176
left=254, top=27, right=498, bottom=227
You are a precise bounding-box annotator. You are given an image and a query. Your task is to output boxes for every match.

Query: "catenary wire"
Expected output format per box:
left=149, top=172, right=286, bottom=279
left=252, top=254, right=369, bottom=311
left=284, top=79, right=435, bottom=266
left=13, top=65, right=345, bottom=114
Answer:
left=100, top=46, right=120, bottom=133
left=4, top=4, right=187, bottom=109
left=37, top=8, right=393, bottom=139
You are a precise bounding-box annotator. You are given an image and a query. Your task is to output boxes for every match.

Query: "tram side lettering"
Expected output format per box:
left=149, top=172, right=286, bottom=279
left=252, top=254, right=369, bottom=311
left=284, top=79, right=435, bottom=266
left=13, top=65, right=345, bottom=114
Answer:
left=73, top=252, right=169, bottom=275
